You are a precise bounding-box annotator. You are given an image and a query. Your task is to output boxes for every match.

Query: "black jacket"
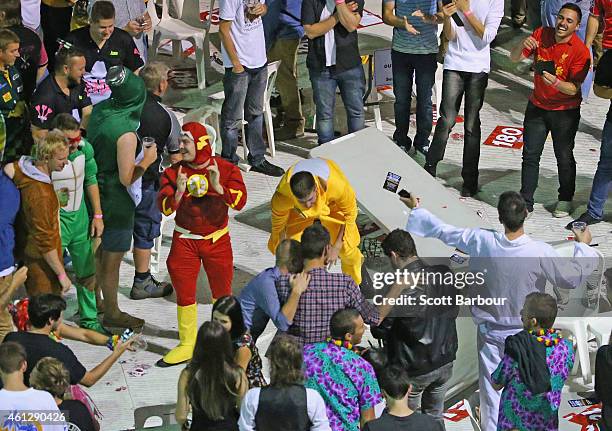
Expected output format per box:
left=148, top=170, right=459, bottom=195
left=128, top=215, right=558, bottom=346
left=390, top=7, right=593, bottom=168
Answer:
left=374, top=259, right=459, bottom=376
left=596, top=345, right=612, bottom=431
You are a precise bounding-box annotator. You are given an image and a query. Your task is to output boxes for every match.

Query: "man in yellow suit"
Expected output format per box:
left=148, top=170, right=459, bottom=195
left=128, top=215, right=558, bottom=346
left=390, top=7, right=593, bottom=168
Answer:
left=269, top=157, right=363, bottom=284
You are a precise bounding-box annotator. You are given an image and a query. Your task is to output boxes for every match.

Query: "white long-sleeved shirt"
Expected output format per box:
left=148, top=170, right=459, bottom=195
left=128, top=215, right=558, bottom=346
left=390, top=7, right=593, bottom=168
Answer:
left=238, top=387, right=331, bottom=431
left=406, top=207, right=598, bottom=328
left=443, top=0, right=504, bottom=73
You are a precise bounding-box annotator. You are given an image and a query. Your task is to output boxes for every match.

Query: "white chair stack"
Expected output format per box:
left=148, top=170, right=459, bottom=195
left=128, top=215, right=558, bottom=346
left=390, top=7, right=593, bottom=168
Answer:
left=150, top=0, right=217, bottom=89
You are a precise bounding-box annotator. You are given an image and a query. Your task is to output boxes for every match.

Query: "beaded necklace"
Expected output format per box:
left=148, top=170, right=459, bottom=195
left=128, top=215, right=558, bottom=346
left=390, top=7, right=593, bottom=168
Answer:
left=326, top=337, right=353, bottom=351
left=528, top=328, right=563, bottom=346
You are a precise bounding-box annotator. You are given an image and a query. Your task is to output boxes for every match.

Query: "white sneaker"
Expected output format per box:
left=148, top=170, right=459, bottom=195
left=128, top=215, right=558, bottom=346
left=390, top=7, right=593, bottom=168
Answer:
left=552, top=201, right=572, bottom=218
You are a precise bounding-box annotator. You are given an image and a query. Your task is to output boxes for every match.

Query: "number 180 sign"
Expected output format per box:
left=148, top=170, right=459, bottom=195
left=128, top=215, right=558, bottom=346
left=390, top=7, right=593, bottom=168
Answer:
left=484, top=126, right=524, bottom=150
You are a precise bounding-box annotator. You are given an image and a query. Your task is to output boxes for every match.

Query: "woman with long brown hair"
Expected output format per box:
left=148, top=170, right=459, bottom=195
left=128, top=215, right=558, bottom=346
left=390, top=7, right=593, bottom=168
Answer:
left=176, top=321, right=248, bottom=430
left=238, top=336, right=330, bottom=431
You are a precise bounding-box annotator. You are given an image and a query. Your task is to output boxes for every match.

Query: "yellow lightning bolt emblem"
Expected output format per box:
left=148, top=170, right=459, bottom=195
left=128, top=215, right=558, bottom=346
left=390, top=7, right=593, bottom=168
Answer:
left=197, top=135, right=210, bottom=151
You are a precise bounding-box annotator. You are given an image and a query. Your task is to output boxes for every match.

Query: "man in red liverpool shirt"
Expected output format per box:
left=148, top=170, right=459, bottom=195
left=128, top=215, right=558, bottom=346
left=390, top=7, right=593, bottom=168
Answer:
left=586, top=0, right=611, bottom=55
left=156, top=121, right=247, bottom=367
left=510, top=3, right=590, bottom=218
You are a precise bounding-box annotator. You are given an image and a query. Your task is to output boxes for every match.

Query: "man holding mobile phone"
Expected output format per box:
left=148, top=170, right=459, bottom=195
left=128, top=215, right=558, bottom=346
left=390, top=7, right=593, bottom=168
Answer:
left=423, top=0, right=504, bottom=198
left=510, top=3, right=590, bottom=218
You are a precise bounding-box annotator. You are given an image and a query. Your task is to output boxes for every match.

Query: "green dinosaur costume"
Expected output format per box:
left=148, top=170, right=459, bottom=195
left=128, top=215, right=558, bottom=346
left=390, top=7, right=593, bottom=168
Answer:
left=52, top=138, right=105, bottom=333
left=87, top=68, right=146, bottom=244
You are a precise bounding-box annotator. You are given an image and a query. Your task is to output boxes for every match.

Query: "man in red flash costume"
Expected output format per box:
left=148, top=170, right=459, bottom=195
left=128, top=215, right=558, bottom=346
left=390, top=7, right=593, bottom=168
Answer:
left=156, top=121, right=247, bottom=367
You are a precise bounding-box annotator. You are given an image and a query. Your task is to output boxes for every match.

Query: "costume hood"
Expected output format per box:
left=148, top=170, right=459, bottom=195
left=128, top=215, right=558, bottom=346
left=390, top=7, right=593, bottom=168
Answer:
left=182, top=122, right=214, bottom=165
left=87, top=66, right=146, bottom=148
left=18, top=156, right=51, bottom=184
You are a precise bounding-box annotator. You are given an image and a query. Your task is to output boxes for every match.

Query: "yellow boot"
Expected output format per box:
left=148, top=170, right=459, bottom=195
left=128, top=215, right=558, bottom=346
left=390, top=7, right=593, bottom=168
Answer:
left=156, top=304, right=197, bottom=367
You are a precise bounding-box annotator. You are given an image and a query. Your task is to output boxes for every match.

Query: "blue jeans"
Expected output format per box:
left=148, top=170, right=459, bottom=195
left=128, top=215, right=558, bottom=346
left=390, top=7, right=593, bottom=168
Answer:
left=427, top=69, right=489, bottom=191
left=407, top=362, right=453, bottom=426
left=391, top=51, right=437, bottom=149
left=220, top=65, right=268, bottom=165
left=309, top=65, right=365, bottom=144
left=587, top=115, right=612, bottom=220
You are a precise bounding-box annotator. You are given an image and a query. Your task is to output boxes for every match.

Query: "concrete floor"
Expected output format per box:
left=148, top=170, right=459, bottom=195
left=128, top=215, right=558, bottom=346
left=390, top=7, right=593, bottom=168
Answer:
left=59, top=4, right=612, bottom=430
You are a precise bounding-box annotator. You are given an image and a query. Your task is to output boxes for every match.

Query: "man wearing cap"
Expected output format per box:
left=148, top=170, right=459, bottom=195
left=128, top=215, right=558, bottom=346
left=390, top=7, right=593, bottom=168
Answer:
left=156, top=121, right=248, bottom=367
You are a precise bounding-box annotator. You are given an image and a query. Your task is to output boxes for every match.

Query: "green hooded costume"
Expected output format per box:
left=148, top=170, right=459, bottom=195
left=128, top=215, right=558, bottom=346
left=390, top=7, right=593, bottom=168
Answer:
left=87, top=67, right=146, bottom=234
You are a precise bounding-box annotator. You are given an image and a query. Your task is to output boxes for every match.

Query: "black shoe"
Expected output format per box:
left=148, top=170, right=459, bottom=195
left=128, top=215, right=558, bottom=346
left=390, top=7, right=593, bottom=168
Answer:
left=424, top=163, right=437, bottom=177
left=155, top=358, right=189, bottom=368
left=415, top=144, right=429, bottom=156
left=250, top=160, right=285, bottom=177
left=460, top=187, right=479, bottom=198
left=565, top=212, right=601, bottom=230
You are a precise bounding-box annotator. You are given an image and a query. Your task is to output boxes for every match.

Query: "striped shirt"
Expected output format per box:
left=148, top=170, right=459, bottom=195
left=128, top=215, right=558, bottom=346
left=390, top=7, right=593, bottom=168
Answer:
left=384, top=0, right=438, bottom=54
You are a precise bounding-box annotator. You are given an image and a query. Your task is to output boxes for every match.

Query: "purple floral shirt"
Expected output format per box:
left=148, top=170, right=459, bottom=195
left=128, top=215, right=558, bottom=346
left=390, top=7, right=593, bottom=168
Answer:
left=304, top=342, right=382, bottom=431
left=492, top=335, right=575, bottom=431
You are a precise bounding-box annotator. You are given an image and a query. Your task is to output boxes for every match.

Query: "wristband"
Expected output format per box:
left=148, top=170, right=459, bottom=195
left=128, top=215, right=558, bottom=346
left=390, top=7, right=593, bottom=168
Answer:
left=106, top=334, right=119, bottom=351
left=58, top=273, right=68, bottom=282
left=463, top=9, right=473, bottom=17
left=335, top=0, right=345, bottom=5
left=93, top=214, right=103, bottom=219
left=552, top=77, right=560, bottom=88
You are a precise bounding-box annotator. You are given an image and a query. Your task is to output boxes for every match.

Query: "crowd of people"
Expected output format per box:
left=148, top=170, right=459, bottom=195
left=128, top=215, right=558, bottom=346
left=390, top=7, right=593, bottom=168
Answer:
left=0, top=0, right=611, bottom=429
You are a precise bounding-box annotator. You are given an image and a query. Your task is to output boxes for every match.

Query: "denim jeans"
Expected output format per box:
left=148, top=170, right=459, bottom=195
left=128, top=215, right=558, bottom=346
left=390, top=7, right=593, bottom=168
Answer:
left=407, top=361, right=454, bottom=426
left=220, top=65, right=268, bottom=165
left=520, top=102, right=580, bottom=210
left=391, top=51, right=437, bottom=149
left=586, top=115, right=612, bottom=219
left=309, top=65, right=365, bottom=144
left=427, top=69, right=489, bottom=191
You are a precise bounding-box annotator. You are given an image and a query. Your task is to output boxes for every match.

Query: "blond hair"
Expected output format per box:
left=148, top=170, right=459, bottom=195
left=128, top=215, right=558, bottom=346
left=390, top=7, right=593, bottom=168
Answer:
left=36, top=129, right=68, bottom=161
left=140, top=61, right=170, bottom=92
left=0, top=28, right=19, bottom=51
left=30, top=357, right=70, bottom=398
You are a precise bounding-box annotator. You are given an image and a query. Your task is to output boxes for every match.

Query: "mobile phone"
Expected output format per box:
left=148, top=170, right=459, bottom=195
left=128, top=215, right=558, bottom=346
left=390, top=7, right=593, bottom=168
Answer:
left=441, top=0, right=465, bottom=26
left=450, top=253, right=467, bottom=264
left=535, top=60, right=555, bottom=76
left=398, top=189, right=411, bottom=199
left=383, top=172, right=401, bottom=193
left=120, top=328, right=134, bottom=343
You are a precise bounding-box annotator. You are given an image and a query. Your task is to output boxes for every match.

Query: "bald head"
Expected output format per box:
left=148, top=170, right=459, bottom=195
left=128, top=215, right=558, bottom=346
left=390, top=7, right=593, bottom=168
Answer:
left=275, top=239, right=303, bottom=273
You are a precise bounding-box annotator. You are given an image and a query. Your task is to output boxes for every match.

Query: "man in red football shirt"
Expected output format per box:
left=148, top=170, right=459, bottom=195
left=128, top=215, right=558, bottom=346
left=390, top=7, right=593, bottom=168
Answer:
left=510, top=3, right=590, bottom=218
left=586, top=0, right=611, bottom=54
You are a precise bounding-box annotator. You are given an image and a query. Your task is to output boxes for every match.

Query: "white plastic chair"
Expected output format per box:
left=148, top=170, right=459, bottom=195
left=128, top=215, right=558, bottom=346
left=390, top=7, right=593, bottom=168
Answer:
left=150, top=0, right=215, bottom=89
left=553, top=245, right=606, bottom=385
left=145, top=0, right=161, bottom=41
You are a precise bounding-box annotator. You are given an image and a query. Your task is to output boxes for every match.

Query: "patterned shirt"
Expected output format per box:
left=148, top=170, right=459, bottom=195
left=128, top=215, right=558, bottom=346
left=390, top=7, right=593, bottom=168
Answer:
left=276, top=267, right=380, bottom=345
left=492, top=334, right=575, bottom=431
left=234, top=333, right=267, bottom=388
left=304, top=342, right=383, bottom=431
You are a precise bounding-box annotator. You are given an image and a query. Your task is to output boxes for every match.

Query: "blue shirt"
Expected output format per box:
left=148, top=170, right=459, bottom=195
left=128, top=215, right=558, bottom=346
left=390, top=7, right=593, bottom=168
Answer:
left=384, top=0, right=438, bottom=54
left=263, top=0, right=304, bottom=49
left=239, top=267, right=291, bottom=331
left=0, top=170, right=20, bottom=273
